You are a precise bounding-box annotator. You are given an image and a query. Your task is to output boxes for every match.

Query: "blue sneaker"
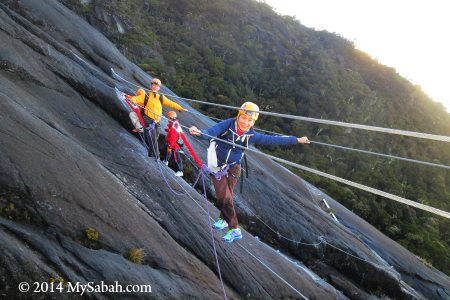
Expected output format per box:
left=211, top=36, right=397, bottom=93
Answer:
left=222, top=228, right=242, bottom=243
left=212, top=218, right=228, bottom=230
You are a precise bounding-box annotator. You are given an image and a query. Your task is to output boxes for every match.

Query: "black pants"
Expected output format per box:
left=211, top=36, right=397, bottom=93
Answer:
left=166, top=149, right=184, bottom=172
left=144, top=119, right=160, bottom=158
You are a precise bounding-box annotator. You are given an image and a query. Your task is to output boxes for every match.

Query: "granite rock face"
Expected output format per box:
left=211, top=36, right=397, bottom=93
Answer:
left=0, top=1, right=449, bottom=299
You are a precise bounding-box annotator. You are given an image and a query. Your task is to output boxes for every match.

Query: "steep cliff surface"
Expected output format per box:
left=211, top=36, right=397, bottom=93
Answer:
left=0, top=1, right=449, bottom=299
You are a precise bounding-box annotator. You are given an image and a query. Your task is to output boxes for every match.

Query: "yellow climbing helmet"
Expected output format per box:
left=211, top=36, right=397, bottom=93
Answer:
left=237, top=102, right=259, bottom=121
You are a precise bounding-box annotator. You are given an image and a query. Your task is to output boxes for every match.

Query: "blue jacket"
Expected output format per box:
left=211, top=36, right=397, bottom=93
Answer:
left=199, top=118, right=298, bottom=165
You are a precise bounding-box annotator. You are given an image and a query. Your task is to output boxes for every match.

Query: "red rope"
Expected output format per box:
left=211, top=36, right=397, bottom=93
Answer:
left=122, top=92, right=203, bottom=168
left=180, top=133, right=203, bottom=168
left=124, top=96, right=146, bottom=126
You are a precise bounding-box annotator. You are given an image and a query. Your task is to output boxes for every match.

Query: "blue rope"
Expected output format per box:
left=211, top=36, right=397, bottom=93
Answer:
left=175, top=169, right=313, bottom=299
left=119, top=86, right=394, bottom=293
left=147, top=122, right=158, bottom=163
left=200, top=171, right=228, bottom=300
left=139, top=123, right=228, bottom=299
left=139, top=125, right=187, bottom=196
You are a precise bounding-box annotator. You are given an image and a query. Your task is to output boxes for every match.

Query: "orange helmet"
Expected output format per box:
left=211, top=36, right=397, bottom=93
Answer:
left=136, top=88, right=146, bottom=96
left=167, top=111, right=177, bottom=120
left=237, top=102, right=259, bottom=121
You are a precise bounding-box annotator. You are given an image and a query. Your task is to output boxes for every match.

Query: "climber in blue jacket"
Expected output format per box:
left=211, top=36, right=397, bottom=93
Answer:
left=189, top=102, right=309, bottom=243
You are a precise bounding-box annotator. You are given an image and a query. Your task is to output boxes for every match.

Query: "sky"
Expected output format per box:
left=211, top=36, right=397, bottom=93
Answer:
left=263, top=0, right=450, bottom=112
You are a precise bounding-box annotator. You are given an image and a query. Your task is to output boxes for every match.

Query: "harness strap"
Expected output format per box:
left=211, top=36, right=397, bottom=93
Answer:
left=201, top=164, right=229, bottom=180
left=142, top=92, right=163, bottom=116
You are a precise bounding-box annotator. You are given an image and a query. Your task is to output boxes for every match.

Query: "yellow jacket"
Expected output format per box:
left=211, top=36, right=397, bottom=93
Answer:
left=131, top=91, right=184, bottom=123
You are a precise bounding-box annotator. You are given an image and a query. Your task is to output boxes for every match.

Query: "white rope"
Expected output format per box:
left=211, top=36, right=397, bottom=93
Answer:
left=209, top=116, right=450, bottom=170
left=311, top=140, right=450, bottom=170
left=236, top=243, right=309, bottom=300
left=169, top=169, right=309, bottom=299
left=111, top=69, right=450, bottom=143
left=271, top=160, right=450, bottom=219
left=116, top=87, right=400, bottom=276
left=111, top=75, right=450, bottom=218
left=130, top=110, right=399, bottom=270
left=178, top=95, right=450, bottom=142
left=192, top=130, right=450, bottom=220
left=322, top=240, right=394, bottom=271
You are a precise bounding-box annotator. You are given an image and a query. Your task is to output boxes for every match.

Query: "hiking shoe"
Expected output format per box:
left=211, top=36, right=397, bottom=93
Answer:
left=222, top=228, right=242, bottom=243
left=212, top=218, right=228, bottom=230
left=175, top=171, right=183, bottom=177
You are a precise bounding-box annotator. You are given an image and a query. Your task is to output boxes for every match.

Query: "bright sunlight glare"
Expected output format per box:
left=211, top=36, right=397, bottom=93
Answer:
left=263, top=0, right=450, bottom=112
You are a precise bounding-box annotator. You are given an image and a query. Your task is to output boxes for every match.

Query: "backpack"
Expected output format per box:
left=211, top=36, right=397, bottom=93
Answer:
left=207, top=130, right=231, bottom=172
left=172, top=120, right=184, bottom=147
left=142, top=92, right=163, bottom=116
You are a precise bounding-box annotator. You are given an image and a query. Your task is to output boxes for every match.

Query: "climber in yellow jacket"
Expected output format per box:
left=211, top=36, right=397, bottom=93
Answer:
left=131, top=78, right=188, bottom=159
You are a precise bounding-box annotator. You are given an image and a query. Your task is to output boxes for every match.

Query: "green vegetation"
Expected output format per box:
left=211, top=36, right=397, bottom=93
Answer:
left=50, top=276, right=66, bottom=284
left=324, top=208, right=336, bottom=215
left=126, top=248, right=146, bottom=264
left=82, top=227, right=101, bottom=250
left=62, top=0, right=450, bottom=275
left=85, top=227, right=99, bottom=241
left=0, top=197, right=16, bottom=220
